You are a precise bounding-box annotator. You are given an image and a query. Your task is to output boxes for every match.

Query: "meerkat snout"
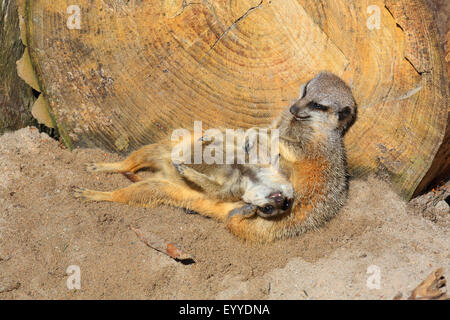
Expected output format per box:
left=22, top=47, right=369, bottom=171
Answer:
left=257, top=191, right=293, bottom=218
left=267, top=191, right=292, bottom=210
left=289, top=105, right=311, bottom=120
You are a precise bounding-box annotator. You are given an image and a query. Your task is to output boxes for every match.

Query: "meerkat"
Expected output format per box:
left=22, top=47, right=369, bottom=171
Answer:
left=226, top=71, right=357, bottom=242
left=171, top=130, right=293, bottom=217
left=74, top=130, right=294, bottom=220
left=74, top=71, right=357, bottom=243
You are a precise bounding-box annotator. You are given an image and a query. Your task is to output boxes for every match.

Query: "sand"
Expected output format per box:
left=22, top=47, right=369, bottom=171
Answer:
left=0, top=127, right=448, bottom=299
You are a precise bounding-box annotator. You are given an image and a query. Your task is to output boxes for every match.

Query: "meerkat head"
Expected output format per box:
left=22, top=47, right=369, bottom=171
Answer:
left=242, top=166, right=294, bottom=219
left=275, top=72, right=357, bottom=142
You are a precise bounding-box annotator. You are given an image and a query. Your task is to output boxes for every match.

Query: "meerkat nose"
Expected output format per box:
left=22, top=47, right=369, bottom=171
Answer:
left=290, top=105, right=299, bottom=115
left=268, top=192, right=284, bottom=206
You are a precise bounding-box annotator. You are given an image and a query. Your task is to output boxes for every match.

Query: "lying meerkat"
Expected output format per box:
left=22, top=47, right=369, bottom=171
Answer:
left=171, top=131, right=293, bottom=218
left=74, top=130, right=293, bottom=221
left=74, top=71, right=357, bottom=243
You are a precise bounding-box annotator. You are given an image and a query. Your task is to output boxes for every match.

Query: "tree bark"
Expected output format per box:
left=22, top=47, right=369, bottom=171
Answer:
left=0, top=0, right=36, bottom=134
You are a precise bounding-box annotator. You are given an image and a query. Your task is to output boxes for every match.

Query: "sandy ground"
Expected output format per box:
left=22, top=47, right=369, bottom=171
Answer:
left=0, top=127, right=448, bottom=299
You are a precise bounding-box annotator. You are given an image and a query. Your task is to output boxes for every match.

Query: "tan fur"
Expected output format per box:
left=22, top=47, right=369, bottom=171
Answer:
left=226, top=72, right=357, bottom=242
left=74, top=71, right=357, bottom=243
left=75, top=132, right=292, bottom=221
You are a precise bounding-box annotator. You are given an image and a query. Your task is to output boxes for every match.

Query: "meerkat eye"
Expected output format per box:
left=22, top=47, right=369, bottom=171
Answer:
left=338, top=107, right=351, bottom=121
left=260, top=205, right=275, bottom=214
left=309, top=102, right=329, bottom=111
left=282, top=198, right=292, bottom=210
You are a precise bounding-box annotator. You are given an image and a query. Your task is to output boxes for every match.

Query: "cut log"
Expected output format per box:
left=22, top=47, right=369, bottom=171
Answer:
left=0, top=0, right=36, bottom=133
left=22, top=0, right=448, bottom=199
left=413, top=0, right=450, bottom=196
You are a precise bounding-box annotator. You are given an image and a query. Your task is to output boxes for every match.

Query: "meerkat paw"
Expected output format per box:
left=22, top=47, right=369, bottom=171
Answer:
left=172, top=163, right=186, bottom=175
left=73, top=187, right=89, bottom=200
left=85, top=162, right=101, bottom=172
left=85, top=161, right=122, bottom=173
left=228, top=204, right=258, bottom=220
left=72, top=187, right=111, bottom=202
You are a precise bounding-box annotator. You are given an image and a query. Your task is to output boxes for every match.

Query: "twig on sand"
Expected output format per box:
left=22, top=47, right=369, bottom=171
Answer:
left=130, top=226, right=194, bottom=263
left=0, top=281, right=20, bottom=294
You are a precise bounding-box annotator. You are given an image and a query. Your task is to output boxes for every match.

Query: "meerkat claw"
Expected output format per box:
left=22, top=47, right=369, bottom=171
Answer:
left=85, top=162, right=100, bottom=172
left=72, top=187, right=88, bottom=200
left=173, top=163, right=186, bottom=175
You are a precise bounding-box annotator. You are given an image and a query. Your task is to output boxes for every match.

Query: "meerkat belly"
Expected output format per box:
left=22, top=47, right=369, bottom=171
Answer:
left=280, top=156, right=330, bottom=201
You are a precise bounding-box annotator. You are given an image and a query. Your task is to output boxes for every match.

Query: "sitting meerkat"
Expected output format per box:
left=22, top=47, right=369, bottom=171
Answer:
left=226, top=71, right=357, bottom=242
left=74, top=71, right=357, bottom=243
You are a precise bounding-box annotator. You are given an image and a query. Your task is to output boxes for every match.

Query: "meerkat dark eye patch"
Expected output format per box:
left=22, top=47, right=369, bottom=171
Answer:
left=308, top=102, right=329, bottom=111
left=258, top=205, right=275, bottom=216
left=338, top=107, right=351, bottom=121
